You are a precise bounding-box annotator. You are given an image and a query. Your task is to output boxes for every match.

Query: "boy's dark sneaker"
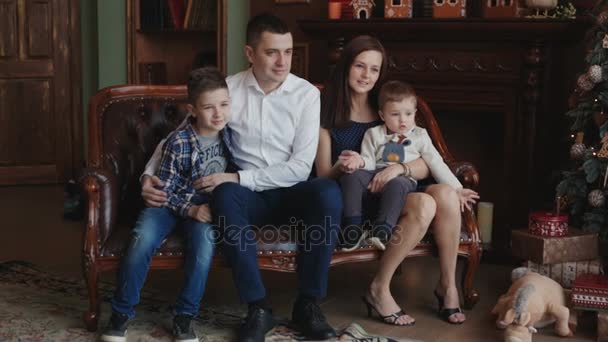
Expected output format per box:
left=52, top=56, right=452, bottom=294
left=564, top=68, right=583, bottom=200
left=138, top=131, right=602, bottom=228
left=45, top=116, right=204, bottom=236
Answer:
left=173, top=314, right=198, bottom=342
left=99, top=312, right=130, bottom=342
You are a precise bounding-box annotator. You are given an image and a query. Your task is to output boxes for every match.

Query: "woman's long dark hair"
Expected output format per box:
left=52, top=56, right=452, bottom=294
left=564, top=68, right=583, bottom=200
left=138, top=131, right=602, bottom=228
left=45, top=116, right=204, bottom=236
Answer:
left=320, top=35, right=388, bottom=129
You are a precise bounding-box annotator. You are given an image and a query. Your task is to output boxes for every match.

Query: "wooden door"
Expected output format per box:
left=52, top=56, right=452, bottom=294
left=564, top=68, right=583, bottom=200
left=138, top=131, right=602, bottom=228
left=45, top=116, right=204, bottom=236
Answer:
left=0, top=0, right=81, bottom=185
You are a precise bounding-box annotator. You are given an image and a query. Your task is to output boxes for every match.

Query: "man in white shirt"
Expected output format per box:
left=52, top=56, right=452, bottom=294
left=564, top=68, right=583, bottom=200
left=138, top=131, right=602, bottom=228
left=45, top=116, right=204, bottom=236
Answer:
left=140, top=13, right=341, bottom=342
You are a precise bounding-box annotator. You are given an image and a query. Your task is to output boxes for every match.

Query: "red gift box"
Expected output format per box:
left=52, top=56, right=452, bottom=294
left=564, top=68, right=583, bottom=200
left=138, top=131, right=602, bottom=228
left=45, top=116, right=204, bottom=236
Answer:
left=572, top=274, right=608, bottom=311
left=529, top=211, right=569, bottom=237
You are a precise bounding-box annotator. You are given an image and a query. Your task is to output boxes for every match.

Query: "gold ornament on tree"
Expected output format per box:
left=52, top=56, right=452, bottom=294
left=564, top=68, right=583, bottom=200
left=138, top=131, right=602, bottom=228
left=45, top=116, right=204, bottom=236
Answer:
left=599, top=133, right=608, bottom=159
left=603, top=33, right=608, bottom=49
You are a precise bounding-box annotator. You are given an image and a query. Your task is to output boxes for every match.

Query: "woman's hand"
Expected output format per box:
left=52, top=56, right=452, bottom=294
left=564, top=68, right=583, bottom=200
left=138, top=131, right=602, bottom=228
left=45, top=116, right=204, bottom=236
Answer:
left=141, top=175, right=167, bottom=207
left=368, top=164, right=403, bottom=193
left=193, top=173, right=238, bottom=193
left=187, top=204, right=212, bottom=222
left=338, top=150, right=364, bottom=174
left=455, top=188, right=480, bottom=212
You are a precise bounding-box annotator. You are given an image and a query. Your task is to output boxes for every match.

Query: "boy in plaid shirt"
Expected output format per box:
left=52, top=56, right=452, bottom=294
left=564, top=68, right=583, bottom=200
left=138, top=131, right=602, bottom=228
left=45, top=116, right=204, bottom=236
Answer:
left=101, top=67, right=230, bottom=342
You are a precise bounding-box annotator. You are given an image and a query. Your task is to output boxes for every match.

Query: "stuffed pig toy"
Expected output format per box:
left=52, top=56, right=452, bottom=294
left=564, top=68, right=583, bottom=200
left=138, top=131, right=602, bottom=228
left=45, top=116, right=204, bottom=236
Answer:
left=491, top=267, right=573, bottom=342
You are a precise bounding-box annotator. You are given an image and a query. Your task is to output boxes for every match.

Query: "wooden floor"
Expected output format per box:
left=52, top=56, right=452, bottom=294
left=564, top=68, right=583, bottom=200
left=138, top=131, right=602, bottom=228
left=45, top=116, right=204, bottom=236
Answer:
left=0, top=185, right=598, bottom=341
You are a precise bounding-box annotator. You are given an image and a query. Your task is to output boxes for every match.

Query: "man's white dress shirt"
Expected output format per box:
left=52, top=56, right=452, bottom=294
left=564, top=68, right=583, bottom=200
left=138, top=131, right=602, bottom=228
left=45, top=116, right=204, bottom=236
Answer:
left=143, top=69, right=320, bottom=192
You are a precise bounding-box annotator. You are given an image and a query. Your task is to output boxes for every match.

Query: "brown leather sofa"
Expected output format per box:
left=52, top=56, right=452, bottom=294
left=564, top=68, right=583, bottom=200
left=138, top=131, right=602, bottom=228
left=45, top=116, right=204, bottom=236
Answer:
left=81, top=84, right=482, bottom=331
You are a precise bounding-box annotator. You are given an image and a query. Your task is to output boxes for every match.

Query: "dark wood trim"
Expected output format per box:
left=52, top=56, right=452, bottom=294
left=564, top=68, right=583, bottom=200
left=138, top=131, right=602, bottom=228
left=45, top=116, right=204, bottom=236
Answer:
left=126, top=0, right=136, bottom=83
left=53, top=0, right=70, bottom=182
left=217, top=0, right=227, bottom=74
left=70, top=0, right=83, bottom=176
left=297, top=17, right=592, bottom=41
left=0, top=166, right=58, bottom=185
left=275, top=0, right=311, bottom=4
left=82, top=175, right=101, bottom=331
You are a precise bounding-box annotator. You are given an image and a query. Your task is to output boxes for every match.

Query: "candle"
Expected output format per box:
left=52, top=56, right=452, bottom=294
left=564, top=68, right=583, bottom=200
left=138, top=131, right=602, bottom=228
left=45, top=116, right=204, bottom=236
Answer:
left=477, top=202, right=494, bottom=244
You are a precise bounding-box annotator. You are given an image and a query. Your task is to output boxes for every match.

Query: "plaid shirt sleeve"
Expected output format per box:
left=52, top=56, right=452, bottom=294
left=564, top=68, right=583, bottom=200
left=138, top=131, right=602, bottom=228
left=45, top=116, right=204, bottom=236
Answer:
left=157, top=133, right=193, bottom=218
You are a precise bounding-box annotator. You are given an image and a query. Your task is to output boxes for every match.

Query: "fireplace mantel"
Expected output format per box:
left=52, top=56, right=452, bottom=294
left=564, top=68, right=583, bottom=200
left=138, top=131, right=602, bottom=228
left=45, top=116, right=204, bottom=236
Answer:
left=298, top=18, right=592, bottom=256
left=298, top=18, right=590, bottom=41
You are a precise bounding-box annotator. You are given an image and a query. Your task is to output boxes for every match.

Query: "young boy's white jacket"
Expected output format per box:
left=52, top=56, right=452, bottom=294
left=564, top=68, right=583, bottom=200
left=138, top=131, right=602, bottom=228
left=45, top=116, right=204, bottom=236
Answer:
left=360, top=124, right=462, bottom=189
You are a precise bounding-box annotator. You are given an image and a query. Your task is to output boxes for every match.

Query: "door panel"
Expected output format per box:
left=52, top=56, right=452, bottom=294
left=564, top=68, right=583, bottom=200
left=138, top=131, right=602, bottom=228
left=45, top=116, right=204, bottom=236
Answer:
left=0, top=1, right=17, bottom=57
left=0, top=0, right=78, bottom=185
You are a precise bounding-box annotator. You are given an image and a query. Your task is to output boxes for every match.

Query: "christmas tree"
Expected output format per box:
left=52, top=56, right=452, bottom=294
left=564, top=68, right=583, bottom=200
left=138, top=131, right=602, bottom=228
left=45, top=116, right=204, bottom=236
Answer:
left=557, top=3, right=608, bottom=240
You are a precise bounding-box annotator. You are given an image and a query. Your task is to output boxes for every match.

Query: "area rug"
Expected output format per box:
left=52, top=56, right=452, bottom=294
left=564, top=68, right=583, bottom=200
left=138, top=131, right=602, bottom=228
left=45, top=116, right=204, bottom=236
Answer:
left=0, top=261, right=416, bottom=341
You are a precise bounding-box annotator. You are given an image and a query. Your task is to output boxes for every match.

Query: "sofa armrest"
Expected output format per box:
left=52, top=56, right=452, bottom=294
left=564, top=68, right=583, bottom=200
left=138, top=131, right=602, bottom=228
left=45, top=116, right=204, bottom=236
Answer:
left=448, top=161, right=479, bottom=190
left=80, top=168, right=119, bottom=250
left=461, top=205, right=481, bottom=243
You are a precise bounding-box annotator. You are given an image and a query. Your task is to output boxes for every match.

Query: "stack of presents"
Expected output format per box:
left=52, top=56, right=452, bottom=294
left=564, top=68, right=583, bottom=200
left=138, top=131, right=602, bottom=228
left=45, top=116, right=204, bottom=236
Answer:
left=511, top=211, right=608, bottom=340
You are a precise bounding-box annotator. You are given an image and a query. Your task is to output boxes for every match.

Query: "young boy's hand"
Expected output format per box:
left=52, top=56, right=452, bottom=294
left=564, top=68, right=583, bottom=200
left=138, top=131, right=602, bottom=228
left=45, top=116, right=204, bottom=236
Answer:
left=455, top=188, right=480, bottom=212
left=188, top=204, right=212, bottom=222
left=368, top=165, right=402, bottom=193
left=338, top=150, right=364, bottom=174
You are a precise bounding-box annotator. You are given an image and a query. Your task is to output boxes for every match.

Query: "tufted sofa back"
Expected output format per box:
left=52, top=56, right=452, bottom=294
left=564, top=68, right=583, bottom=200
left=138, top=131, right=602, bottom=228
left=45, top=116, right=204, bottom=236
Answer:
left=87, top=86, right=190, bottom=240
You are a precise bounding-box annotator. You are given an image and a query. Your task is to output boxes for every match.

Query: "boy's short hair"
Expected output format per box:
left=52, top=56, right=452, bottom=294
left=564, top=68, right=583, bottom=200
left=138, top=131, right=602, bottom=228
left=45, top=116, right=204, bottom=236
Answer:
left=246, top=13, right=290, bottom=49
left=378, top=81, right=417, bottom=110
left=187, top=67, right=227, bottom=105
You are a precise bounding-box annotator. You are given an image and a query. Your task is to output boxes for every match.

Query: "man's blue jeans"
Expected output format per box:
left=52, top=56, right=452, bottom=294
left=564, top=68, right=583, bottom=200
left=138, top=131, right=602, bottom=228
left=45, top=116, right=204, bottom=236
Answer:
left=111, top=206, right=215, bottom=318
left=211, top=177, right=342, bottom=303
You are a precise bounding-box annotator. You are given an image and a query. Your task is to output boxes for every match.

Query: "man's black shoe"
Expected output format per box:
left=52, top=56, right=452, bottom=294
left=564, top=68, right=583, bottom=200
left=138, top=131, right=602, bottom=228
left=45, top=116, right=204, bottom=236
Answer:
left=292, top=300, right=336, bottom=340
left=238, top=306, right=275, bottom=342
left=99, top=311, right=130, bottom=342
left=172, top=314, right=198, bottom=342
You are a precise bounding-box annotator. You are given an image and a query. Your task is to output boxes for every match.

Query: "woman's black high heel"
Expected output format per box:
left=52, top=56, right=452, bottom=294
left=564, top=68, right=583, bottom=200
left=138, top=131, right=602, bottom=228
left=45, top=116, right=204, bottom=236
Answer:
left=361, top=296, right=415, bottom=326
left=433, top=290, right=464, bottom=325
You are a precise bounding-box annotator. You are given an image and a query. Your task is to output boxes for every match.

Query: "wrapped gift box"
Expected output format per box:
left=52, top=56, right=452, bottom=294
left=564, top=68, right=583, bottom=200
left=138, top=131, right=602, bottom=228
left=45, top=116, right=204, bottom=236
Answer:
left=512, top=228, right=598, bottom=264
left=528, top=211, right=568, bottom=237
left=525, top=259, right=603, bottom=288
left=572, top=274, right=608, bottom=311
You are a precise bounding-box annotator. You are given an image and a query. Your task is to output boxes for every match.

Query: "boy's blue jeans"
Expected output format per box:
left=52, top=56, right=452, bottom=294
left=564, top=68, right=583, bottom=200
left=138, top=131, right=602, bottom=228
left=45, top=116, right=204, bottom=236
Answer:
left=111, top=205, right=215, bottom=318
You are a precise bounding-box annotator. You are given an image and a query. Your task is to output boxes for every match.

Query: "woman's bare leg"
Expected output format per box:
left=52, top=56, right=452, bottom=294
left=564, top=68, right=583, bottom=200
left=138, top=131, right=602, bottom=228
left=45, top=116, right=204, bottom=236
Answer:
left=426, top=184, right=465, bottom=323
left=366, top=193, right=436, bottom=325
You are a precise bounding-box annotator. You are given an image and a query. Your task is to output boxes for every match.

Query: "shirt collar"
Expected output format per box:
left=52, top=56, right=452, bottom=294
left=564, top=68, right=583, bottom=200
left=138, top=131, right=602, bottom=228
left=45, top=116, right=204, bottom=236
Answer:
left=185, top=120, right=203, bottom=152
left=245, top=68, right=295, bottom=94
left=383, top=124, right=416, bottom=136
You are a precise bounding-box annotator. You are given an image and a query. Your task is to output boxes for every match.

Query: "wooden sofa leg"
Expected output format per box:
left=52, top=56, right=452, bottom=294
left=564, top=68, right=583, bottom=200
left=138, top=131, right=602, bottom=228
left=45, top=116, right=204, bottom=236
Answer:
left=83, top=260, right=100, bottom=332
left=461, top=245, right=481, bottom=310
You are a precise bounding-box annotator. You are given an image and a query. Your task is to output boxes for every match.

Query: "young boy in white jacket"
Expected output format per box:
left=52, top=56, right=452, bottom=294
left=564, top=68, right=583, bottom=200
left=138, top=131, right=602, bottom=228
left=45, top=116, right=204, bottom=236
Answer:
left=339, top=80, right=478, bottom=250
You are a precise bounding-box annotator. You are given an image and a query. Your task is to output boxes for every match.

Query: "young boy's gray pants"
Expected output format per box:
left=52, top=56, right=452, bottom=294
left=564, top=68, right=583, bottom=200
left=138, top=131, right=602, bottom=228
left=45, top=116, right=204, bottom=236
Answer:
left=338, top=168, right=417, bottom=227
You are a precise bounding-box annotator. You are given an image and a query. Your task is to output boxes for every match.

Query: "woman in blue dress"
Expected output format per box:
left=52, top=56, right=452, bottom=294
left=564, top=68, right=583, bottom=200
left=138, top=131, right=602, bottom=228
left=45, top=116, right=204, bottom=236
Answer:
left=315, top=35, right=468, bottom=325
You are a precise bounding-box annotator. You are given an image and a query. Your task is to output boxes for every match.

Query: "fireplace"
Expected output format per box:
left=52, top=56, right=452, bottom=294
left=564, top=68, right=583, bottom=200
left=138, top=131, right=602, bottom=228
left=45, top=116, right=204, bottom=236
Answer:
left=298, top=18, right=591, bottom=256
